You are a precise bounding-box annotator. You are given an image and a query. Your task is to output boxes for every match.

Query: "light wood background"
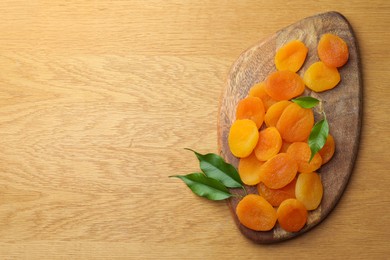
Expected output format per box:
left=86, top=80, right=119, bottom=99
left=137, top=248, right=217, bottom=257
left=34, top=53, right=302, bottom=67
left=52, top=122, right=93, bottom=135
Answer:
left=0, top=1, right=389, bottom=259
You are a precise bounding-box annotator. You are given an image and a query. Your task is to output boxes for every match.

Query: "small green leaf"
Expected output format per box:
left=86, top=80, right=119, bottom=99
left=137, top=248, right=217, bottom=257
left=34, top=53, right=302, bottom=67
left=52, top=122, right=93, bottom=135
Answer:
left=292, top=96, right=320, bottom=109
left=185, top=148, right=244, bottom=189
left=170, top=173, right=233, bottom=200
left=308, top=118, right=329, bottom=161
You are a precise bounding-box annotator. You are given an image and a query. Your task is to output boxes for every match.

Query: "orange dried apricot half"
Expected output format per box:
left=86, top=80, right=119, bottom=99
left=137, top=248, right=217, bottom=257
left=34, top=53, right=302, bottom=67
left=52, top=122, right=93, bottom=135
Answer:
left=236, top=194, right=277, bottom=231
left=265, top=70, right=305, bottom=101
left=277, top=198, right=308, bottom=232
left=318, top=33, right=349, bottom=68
left=259, top=153, right=298, bottom=189
left=238, top=152, right=264, bottom=185
left=276, top=103, right=314, bottom=143
left=236, top=96, right=265, bottom=129
left=254, top=127, right=282, bottom=161
left=228, top=119, right=259, bottom=158
left=318, top=134, right=335, bottom=165
left=257, top=178, right=296, bottom=207
left=248, top=82, right=277, bottom=111
left=275, top=40, right=308, bottom=72
left=287, top=142, right=322, bottom=173
left=264, top=100, right=292, bottom=127
left=295, top=172, right=323, bottom=210
left=303, top=61, right=340, bottom=92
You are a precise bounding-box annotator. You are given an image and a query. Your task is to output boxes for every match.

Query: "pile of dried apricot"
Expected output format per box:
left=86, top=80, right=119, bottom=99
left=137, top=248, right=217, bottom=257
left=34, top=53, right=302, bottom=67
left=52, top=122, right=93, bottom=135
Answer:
left=229, top=33, right=347, bottom=232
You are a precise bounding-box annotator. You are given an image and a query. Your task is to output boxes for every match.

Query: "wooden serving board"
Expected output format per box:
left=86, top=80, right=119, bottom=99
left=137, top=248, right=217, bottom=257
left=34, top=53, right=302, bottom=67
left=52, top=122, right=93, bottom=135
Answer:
left=217, top=11, right=362, bottom=243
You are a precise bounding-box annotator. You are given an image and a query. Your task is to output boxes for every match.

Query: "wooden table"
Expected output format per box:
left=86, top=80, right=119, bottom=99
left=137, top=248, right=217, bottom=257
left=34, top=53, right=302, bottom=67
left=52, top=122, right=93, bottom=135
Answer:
left=0, top=1, right=389, bottom=259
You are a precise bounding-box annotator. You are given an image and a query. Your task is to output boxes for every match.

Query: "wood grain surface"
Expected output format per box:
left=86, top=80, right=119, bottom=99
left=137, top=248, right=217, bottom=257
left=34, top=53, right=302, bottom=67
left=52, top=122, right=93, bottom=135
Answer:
left=0, top=1, right=389, bottom=259
left=218, top=11, right=362, bottom=243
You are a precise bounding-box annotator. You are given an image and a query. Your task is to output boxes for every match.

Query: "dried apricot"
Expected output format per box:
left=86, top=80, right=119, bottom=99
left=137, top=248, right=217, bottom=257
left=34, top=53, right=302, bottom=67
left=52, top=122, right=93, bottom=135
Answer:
left=264, top=100, right=292, bottom=127
left=277, top=198, right=308, bottom=232
left=228, top=119, right=259, bottom=158
left=303, top=61, right=340, bottom=92
left=254, top=127, right=282, bottom=161
left=295, top=172, right=323, bottom=210
left=238, top=152, right=264, bottom=185
left=236, top=96, right=265, bottom=128
left=287, top=142, right=322, bottom=173
left=257, top=178, right=296, bottom=207
left=259, top=153, right=298, bottom=189
left=264, top=70, right=305, bottom=101
left=236, top=194, right=277, bottom=231
left=276, top=103, right=314, bottom=143
left=248, top=82, right=277, bottom=111
left=318, top=134, right=335, bottom=165
left=275, top=40, right=308, bottom=72
left=318, top=33, right=349, bottom=68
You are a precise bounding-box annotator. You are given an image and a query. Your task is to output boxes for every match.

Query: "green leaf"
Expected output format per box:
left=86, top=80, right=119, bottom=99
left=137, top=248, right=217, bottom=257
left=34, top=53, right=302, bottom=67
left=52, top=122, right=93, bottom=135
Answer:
left=308, top=118, right=329, bottom=161
left=186, top=148, right=244, bottom=189
left=292, top=96, right=320, bottom=109
left=170, top=173, right=233, bottom=200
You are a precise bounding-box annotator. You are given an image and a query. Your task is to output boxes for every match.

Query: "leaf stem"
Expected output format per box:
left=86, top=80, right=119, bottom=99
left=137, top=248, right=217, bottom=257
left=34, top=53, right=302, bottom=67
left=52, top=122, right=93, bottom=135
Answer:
left=242, top=185, right=248, bottom=195
left=232, top=193, right=245, bottom=199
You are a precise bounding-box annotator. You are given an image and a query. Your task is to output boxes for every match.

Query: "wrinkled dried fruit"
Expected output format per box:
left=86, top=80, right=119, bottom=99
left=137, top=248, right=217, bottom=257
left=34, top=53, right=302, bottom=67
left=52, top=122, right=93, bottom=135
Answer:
left=318, top=134, right=335, bottom=165
left=257, top=178, right=296, bottom=207
left=236, top=96, right=265, bottom=129
left=264, top=100, right=292, bottom=127
left=287, top=142, right=322, bottom=173
left=236, top=194, right=277, bottom=231
left=238, top=152, right=264, bottom=185
left=277, top=198, right=308, bottom=232
left=303, top=61, right=341, bottom=92
left=265, top=70, right=305, bottom=101
left=276, top=103, right=314, bottom=143
left=228, top=119, right=259, bottom=158
left=275, top=40, right=308, bottom=72
left=248, top=82, right=277, bottom=111
left=295, top=172, right=323, bottom=210
left=254, top=127, right=282, bottom=161
left=259, top=153, right=298, bottom=189
left=318, top=33, right=349, bottom=68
